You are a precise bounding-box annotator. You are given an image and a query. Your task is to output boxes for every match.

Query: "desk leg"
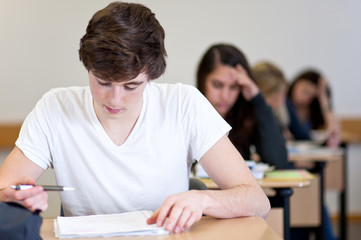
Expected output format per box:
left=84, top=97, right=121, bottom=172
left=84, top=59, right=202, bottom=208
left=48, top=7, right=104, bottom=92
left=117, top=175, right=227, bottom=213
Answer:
left=272, top=188, right=293, bottom=240
left=340, top=190, right=347, bottom=240
left=313, top=162, right=326, bottom=240
left=340, top=142, right=348, bottom=240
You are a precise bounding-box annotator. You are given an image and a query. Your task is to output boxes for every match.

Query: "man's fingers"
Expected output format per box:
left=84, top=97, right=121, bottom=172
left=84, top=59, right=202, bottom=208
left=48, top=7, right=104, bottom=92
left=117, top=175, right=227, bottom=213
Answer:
left=173, top=207, right=192, bottom=233
left=164, top=205, right=184, bottom=232
left=13, top=186, right=43, bottom=201
left=147, top=208, right=160, bottom=224
left=184, top=212, right=200, bottom=230
left=9, top=185, right=48, bottom=212
left=22, top=190, right=48, bottom=212
left=155, top=200, right=174, bottom=227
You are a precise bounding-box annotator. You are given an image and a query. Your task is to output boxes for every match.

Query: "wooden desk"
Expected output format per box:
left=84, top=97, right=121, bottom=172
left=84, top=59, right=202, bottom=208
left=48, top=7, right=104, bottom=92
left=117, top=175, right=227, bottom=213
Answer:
left=338, top=118, right=361, bottom=239
left=288, top=144, right=345, bottom=240
left=41, top=216, right=281, bottom=240
left=200, top=176, right=311, bottom=189
left=199, top=172, right=312, bottom=240
left=341, top=131, right=361, bottom=143
left=340, top=117, right=361, bottom=143
left=288, top=146, right=344, bottom=162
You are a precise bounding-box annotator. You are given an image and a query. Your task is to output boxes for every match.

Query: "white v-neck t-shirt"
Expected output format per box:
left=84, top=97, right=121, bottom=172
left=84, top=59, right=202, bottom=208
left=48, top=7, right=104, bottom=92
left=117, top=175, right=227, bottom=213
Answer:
left=16, top=82, right=231, bottom=216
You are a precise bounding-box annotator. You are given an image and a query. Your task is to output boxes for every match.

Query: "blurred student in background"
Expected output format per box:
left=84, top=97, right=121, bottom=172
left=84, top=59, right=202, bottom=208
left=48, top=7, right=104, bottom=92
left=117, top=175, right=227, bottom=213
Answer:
left=196, top=44, right=290, bottom=169
left=288, top=69, right=340, bottom=147
left=253, top=61, right=311, bottom=141
left=253, top=62, right=338, bottom=240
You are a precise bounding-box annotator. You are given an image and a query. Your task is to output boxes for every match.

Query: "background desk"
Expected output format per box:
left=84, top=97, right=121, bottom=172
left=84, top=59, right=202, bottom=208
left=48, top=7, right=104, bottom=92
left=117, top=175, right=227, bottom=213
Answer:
left=199, top=174, right=312, bottom=240
left=200, top=176, right=311, bottom=189
left=289, top=145, right=345, bottom=240
left=41, top=216, right=281, bottom=240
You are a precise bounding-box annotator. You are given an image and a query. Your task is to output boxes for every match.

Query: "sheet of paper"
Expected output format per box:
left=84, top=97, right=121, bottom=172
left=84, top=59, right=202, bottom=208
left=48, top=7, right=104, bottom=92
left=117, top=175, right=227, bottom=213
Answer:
left=287, top=141, right=343, bottom=156
left=54, top=210, right=169, bottom=238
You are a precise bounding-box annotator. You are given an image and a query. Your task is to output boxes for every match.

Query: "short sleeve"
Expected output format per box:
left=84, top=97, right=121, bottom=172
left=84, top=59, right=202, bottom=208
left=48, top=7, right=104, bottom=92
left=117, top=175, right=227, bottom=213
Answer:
left=15, top=90, right=60, bottom=169
left=179, top=85, right=231, bottom=161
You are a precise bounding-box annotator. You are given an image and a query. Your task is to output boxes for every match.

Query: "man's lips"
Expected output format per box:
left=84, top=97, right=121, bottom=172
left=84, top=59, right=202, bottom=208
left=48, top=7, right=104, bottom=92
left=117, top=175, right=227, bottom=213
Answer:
left=105, top=105, right=122, bottom=114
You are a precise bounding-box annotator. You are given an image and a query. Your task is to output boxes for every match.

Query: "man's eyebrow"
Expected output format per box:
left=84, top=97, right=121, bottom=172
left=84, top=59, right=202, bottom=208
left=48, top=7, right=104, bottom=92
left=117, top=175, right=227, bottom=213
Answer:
left=124, top=80, right=144, bottom=85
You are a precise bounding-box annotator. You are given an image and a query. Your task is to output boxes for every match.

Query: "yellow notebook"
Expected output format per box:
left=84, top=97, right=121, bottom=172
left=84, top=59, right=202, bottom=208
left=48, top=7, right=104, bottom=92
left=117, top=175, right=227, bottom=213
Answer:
left=265, top=169, right=314, bottom=181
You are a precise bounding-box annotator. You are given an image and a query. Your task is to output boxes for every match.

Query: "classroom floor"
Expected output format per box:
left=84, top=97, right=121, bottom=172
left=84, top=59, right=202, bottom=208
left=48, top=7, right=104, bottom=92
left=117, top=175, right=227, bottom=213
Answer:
left=332, top=220, right=361, bottom=240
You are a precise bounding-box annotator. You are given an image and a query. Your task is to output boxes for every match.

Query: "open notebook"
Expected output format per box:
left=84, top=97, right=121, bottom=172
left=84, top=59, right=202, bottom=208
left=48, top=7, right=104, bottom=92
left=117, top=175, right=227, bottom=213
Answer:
left=54, top=210, right=169, bottom=238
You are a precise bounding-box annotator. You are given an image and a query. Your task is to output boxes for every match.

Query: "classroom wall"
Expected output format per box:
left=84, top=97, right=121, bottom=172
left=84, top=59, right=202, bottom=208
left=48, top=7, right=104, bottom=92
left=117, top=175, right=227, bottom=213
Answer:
left=1, top=0, right=361, bottom=122
left=1, top=0, right=360, bottom=216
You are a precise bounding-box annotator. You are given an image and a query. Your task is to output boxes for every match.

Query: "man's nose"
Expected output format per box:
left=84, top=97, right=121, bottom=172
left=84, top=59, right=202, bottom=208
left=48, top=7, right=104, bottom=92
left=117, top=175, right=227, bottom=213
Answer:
left=108, top=86, right=123, bottom=106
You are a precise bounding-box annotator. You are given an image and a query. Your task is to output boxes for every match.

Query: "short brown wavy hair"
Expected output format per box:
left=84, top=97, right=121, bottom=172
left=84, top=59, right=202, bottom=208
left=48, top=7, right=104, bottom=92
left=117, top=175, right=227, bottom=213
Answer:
left=79, top=2, right=167, bottom=81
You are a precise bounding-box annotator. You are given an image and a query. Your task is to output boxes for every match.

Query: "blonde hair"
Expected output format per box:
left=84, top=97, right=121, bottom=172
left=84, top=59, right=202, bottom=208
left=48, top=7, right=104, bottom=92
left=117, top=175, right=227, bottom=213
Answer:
left=252, top=61, right=289, bottom=128
left=252, top=62, right=287, bottom=96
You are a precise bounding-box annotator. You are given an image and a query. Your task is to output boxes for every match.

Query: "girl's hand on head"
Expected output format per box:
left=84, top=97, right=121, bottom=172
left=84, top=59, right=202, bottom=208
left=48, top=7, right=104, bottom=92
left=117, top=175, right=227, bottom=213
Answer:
left=326, top=121, right=341, bottom=148
left=318, top=77, right=328, bottom=95
left=326, top=130, right=340, bottom=148
left=233, top=64, right=259, bottom=101
left=317, top=77, right=330, bottom=110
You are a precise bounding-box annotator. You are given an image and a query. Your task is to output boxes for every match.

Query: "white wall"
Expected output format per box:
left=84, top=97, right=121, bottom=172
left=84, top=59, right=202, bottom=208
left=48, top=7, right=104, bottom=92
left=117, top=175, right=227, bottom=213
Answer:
left=1, top=0, right=361, bottom=122
left=1, top=0, right=360, bottom=216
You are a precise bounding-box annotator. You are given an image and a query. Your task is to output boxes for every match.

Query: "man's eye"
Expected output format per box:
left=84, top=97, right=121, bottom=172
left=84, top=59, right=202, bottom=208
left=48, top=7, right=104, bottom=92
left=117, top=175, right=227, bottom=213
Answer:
left=124, top=86, right=137, bottom=91
left=98, top=81, right=111, bottom=86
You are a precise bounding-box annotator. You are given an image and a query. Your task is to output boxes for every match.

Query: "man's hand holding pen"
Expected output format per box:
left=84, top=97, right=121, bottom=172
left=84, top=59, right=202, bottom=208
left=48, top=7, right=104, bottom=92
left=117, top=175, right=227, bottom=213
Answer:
left=2, top=177, right=48, bottom=213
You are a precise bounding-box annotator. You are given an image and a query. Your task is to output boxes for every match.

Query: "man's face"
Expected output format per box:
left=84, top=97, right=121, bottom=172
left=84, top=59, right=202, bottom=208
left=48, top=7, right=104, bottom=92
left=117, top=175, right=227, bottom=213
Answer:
left=89, top=71, right=148, bottom=119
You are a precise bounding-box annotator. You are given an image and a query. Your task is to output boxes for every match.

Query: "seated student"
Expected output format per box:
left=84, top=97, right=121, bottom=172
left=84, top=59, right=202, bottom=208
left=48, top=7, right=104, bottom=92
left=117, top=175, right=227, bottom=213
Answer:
left=288, top=69, right=340, bottom=147
left=252, top=61, right=311, bottom=140
left=253, top=62, right=338, bottom=240
left=0, top=2, right=270, bottom=234
left=196, top=44, right=290, bottom=169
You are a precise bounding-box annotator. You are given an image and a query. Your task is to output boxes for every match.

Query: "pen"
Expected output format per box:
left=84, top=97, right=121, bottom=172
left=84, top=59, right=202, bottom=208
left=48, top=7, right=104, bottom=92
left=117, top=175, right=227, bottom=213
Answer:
left=11, top=185, right=75, bottom=191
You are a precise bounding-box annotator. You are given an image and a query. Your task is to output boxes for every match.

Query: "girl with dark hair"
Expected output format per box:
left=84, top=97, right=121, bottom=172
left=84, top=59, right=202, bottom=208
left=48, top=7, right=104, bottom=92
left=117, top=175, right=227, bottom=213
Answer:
left=288, top=69, right=340, bottom=147
left=197, top=44, right=290, bottom=169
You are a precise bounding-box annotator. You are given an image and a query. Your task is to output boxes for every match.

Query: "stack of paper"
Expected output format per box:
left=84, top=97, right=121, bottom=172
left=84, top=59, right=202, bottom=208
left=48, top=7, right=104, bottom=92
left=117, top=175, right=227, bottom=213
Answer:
left=54, top=210, right=169, bottom=238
